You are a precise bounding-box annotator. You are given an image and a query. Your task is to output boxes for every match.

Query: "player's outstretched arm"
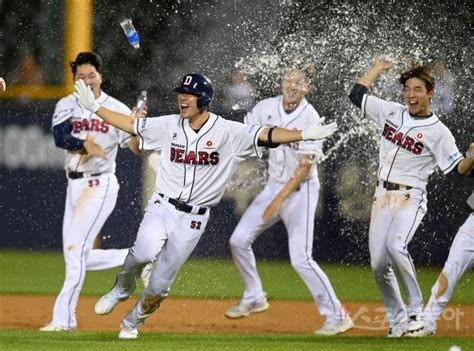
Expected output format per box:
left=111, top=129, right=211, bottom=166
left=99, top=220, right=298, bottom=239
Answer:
left=259, top=118, right=337, bottom=144
left=357, top=57, right=395, bottom=88
left=74, top=79, right=135, bottom=134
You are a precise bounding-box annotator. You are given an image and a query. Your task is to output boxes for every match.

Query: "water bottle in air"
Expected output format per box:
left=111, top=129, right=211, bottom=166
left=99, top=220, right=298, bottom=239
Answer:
left=136, top=91, right=147, bottom=114
left=120, top=18, right=140, bottom=49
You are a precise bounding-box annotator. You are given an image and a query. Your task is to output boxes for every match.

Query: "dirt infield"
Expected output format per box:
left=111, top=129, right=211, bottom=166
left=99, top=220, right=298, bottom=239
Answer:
left=1, top=294, right=472, bottom=336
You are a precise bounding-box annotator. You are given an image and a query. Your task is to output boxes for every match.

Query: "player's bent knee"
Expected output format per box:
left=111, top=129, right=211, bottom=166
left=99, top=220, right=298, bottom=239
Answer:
left=229, top=233, right=251, bottom=250
left=370, top=258, right=387, bottom=276
left=147, top=277, right=171, bottom=298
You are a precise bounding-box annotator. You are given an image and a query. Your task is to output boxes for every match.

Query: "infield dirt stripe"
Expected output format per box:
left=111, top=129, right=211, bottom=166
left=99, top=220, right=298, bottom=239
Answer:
left=1, top=295, right=472, bottom=336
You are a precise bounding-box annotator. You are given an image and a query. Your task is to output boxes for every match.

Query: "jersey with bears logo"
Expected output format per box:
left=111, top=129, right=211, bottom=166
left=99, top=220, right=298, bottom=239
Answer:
left=52, top=92, right=133, bottom=174
left=135, top=113, right=263, bottom=207
left=361, top=94, right=463, bottom=190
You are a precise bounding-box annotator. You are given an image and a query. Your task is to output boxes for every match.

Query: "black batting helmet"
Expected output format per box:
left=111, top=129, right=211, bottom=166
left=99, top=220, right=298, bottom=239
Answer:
left=173, top=73, right=214, bottom=110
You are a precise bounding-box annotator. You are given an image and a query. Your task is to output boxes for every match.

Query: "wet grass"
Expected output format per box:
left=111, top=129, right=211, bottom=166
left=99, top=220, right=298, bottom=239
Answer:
left=0, top=330, right=472, bottom=351
left=0, top=250, right=472, bottom=303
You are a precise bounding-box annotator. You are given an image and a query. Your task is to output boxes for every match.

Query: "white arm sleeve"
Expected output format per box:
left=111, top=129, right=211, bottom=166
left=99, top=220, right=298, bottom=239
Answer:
left=52, top=97, right=75, bottom=128
left=227, top=120, right=264, bottom=159
left=134, top=115, right=170, bottom=151
left=432, top=126, right=463, bottom=174
left=361, top=94, right=402, bottom=126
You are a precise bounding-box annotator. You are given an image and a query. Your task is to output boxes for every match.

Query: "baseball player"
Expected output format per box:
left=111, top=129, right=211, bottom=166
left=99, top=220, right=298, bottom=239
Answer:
left=39, top=52, right=144, bottom=332
left=225, top=68, right=353, bottom=336
left=0, top=77, right=6, bottom=91
left=410, top=144, right=473, bottom=337
left=73, top=72, right=338, bottom=339
left=348, top=57, right=472, bottom=337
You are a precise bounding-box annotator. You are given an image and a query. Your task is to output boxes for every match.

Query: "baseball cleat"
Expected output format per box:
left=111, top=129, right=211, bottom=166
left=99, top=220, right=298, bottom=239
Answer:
left=39, top=323, right=75, bottom=332
left=405, top=326, right=435, bottom=337
left=407, top=314, right=425, bottom=332
left=119, top=323, right=139, bottom=339
left=314, top=315, right=354, bottom=336
left=140, top=262, right=154, bottom=289
left=225, top=298, right=269, bottom=319
left=387, top=319, right=408, bottom=338
left=95, top=293, right=126, bottom=315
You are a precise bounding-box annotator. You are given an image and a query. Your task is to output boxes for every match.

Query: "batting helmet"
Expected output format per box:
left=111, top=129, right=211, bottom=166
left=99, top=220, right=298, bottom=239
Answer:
left=173, top=73, right=214, bottom=110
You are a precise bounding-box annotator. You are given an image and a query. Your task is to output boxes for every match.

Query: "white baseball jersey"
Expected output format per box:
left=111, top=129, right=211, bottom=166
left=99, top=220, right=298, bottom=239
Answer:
left=52, top=92, right=133, bottom=174
left=361, top=94, right=463, bottom=190
left=134, top=113, right=263, bottom=206
left=244, top=96, right=323, bottom=183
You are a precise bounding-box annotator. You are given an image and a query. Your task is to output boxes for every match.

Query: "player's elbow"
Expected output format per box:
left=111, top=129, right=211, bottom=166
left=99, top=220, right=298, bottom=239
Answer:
left=348, top=83, right=368, bottom=109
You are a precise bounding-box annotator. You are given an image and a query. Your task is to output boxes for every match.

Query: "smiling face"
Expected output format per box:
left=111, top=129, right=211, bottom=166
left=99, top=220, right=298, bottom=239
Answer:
left=74, top=64, right=102, bottom=99
left=281, top=69, right=309, bottom=113
left=403, top=77, right=434, bottom=116
left=177, top=93, right=201, bottom=119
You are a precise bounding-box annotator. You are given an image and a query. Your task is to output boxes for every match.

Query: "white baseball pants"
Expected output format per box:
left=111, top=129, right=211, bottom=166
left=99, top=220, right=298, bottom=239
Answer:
left=424, top=213, right=474, bottom=331
left=229, top=179, right=346, bottom=321
left=369, top=184, right=427, bottom=328
left=51, top=173, right=129, bottom=328
left=106, top=192, right=210, bottom=330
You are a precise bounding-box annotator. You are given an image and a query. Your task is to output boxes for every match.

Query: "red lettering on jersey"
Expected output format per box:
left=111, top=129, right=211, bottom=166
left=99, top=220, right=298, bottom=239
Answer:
left=73, top=121, right=82, bottom=133
left=385, top=127, right=395, bottom=141
left=209, top=151, right=219, bottom=165
left=412, top=142, right=424, bottom=155
left=401, top=135, right=415, bottom=151
left=101, top=121, right=109, bottom=133
left=382, top=123, right=390, bottom=137
left=91, top=119, right=100, bottom=132
left=392, top=132, right=403, bottom=146
left=198, top=151, right=209, bottom=165
left=82, top=118, right=90, bottom=131
left=170, top=147, right=176, bottom=161
left=175, top=148, right=185, bottom=163
left=184, top=151, right=197, bottom=164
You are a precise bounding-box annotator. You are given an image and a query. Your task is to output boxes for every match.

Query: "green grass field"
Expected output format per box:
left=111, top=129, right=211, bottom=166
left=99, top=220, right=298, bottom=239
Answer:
left=0, top=250, right=472, bottom=350
left=0, top=330, right=472, bottom=351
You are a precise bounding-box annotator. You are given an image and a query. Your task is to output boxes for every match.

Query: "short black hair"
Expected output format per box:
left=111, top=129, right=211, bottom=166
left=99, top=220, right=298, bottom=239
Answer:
left=70, top=52, right=103, bottom=76
left=399, top=65, right=435, bottom=92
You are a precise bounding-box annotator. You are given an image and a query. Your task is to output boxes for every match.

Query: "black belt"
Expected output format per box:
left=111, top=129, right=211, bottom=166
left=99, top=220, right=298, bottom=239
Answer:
left=68, top=171, right=102, bottom=179
left=377, top=180, right=412, bottom=191
left=157, top=193, right=207, bottom=215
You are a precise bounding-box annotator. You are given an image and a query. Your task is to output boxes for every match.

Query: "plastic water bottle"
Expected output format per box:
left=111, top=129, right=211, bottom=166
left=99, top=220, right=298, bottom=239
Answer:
left=136, top=91, right=147, bottom=113
left=120, top=18, right=140, bottom=49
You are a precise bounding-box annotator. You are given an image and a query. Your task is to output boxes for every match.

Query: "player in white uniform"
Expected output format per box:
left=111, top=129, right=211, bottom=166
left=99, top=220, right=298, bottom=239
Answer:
left=410, top=144, right=473, bottom=337
left=73, top=72, right=338, bottom=339
left=348, top=58, right=473, bottom=337
left=39, top=52, right=144, bottom=332
left=225, top=69, right=353, bottom=335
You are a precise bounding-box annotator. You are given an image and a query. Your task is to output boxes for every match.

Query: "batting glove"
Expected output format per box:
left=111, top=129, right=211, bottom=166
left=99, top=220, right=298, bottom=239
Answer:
left=73, top=79, right=101, bottom=113
left=301, top=118, right=338, bottom=141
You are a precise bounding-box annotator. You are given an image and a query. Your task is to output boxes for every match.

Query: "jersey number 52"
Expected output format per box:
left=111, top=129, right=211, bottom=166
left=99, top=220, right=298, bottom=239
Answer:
left=190, top=221, right=202, bottom=230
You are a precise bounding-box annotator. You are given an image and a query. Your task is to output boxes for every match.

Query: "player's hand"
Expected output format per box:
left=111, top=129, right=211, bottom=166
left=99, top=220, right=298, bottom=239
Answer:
left=262, top=197, right=283, bottom=223
left=83, top=136, right=107, bottom=160
left=0, top=77, right=6, bottom=92
left=301, top=117, right=338, bottom=141
left=73, top=79, right=101, bottom=113
left=132, top=105, right=148, bottom=118
left=373, top=56, right=395, bottom=71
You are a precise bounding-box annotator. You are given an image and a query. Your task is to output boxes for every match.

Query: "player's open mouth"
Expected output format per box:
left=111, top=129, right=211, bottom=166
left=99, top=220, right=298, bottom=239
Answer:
left=180, top=103, right=189, bottom=112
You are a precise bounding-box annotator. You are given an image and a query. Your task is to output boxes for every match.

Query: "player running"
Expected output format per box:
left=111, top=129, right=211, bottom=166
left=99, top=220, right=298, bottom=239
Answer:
left=348, top=57, right=473, bottom=337
left=225, top=68, right=353, bottom=336
left=410, top=143, right=473, bottom=337
left=39, top=52, right=144, bottom=332
left=73, top=72, right=337, bottom=339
